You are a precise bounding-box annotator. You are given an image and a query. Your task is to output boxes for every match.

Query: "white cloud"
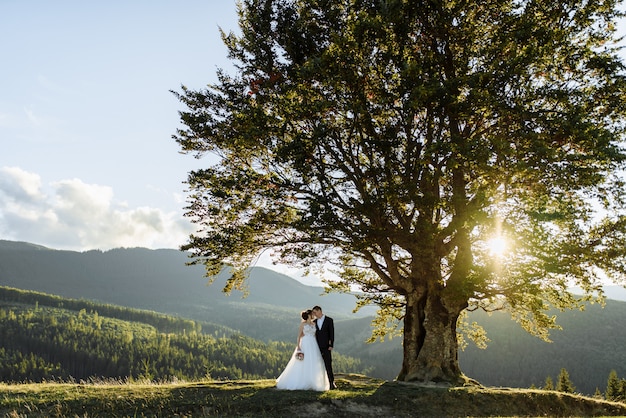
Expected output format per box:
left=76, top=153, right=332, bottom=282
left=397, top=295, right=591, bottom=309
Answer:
left=0, top=167, right=194, bottom=251
left=0, top=166, right=43, bottom=202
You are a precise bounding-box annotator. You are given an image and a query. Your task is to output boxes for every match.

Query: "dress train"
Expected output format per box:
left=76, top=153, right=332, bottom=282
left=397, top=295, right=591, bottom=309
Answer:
left=276, top=324, right=330, bottom=391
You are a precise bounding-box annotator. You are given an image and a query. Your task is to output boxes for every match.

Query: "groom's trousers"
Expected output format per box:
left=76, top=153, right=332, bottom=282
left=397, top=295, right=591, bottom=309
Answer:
left=321, top=349, right=334, bottom=385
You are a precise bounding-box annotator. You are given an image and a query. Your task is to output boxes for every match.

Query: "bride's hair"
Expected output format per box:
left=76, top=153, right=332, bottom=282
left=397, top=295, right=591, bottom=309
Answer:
left=301, top=309, right=312, bottom=321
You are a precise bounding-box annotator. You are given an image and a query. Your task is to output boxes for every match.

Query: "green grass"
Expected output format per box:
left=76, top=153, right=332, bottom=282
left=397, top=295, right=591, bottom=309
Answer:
left=1, top=374, right=625, bottom=417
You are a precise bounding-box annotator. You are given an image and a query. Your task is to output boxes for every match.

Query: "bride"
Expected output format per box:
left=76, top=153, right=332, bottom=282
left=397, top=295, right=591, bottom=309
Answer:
left=276, top=309, right=330, bottom=391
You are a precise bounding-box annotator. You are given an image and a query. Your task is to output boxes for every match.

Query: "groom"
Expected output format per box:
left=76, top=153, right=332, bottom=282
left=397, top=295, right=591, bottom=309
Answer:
left=312, top=305, right=336, bottom=389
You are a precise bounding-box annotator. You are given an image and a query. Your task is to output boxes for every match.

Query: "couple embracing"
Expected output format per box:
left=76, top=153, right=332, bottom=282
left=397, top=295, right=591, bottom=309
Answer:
left=276, top=305, right=336, bottom=391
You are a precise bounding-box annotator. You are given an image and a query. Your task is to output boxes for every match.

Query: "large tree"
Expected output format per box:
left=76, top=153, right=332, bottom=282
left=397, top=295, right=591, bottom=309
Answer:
left=173, top=0, right=626, bottom=384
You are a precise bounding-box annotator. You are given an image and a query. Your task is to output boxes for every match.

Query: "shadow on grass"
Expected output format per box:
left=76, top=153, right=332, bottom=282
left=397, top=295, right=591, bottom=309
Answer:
left=163, top=377, right=626, bottom=418
left=2, top=376, right=626, bottom=417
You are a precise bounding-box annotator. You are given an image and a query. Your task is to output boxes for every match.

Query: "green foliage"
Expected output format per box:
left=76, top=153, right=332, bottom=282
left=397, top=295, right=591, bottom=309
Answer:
left=594, top=387, right=603, bottom=398
left=457, top=310, right=489, bottom=350
left=544, top=376, right=554, bottom=391
left=605, top=370, right=626, bottom=402
left=556, top=368, right=576, bottom=393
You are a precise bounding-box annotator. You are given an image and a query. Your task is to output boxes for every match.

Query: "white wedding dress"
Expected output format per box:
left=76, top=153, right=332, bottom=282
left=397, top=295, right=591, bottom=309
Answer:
left=276, top=323, right=330, bottom=391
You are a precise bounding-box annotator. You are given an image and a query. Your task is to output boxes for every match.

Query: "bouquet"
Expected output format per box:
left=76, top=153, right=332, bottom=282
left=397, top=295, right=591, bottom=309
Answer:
left=295, top=351, right=304, bottom=360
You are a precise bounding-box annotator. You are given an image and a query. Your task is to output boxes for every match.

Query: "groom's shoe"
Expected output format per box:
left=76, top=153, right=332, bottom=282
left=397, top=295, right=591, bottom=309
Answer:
left=330, top=382, right=337, bottom=390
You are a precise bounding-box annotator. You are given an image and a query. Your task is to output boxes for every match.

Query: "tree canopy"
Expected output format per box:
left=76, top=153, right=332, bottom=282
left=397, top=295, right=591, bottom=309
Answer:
left=174, top=0, right=626, bottom=384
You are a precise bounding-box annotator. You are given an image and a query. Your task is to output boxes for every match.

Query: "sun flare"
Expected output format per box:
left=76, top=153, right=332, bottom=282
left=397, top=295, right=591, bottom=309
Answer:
left=486, top=237, right=507, bottom=257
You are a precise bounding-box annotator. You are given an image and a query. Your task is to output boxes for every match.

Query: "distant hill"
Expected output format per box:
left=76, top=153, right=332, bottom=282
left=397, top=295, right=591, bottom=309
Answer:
left=0, top=240, right=370, bottom=319
left=459, top=301, right=626, bottom=395
left=2, top=240, right=626, bottom=395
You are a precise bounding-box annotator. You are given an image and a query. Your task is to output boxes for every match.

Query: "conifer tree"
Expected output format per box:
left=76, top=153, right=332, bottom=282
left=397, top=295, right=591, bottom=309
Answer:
left=544, top=376, right=554, bottom=391
left=593, top=387, right=603, bottom=399
left=605, top=370, right=621, bottom=401
left=556, top=368, right=575, bottom=393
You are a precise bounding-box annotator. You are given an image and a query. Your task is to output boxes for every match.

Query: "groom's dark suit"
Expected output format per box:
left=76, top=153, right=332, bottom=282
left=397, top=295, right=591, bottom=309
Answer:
left=315, top=315, right=335, bottom=388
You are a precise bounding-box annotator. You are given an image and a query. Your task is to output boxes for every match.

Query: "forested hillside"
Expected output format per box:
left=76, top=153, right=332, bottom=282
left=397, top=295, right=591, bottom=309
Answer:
left=459, top=302, right=626, bottom=395
left=0, top=287, right=365, bottom=382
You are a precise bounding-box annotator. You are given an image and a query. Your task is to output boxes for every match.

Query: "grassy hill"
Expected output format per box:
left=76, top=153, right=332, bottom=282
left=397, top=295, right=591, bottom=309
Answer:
left=2, top=376, right=626, bottom=417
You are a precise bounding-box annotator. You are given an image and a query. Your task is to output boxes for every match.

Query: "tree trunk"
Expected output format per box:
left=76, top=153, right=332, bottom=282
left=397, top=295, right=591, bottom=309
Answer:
left=397, top=289, right=466, bottom=385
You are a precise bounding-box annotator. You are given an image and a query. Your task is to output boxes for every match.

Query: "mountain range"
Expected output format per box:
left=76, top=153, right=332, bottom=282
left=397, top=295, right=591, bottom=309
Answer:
left=0, top=240, right=371, bottom=316
left=1, top=239, right=625, bottom=394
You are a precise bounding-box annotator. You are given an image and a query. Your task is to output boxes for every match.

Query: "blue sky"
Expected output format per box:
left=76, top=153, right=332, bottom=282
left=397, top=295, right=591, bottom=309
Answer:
left=1, top=1, right=236, bottom=249
left=1, top=2, right=624, bottom=287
